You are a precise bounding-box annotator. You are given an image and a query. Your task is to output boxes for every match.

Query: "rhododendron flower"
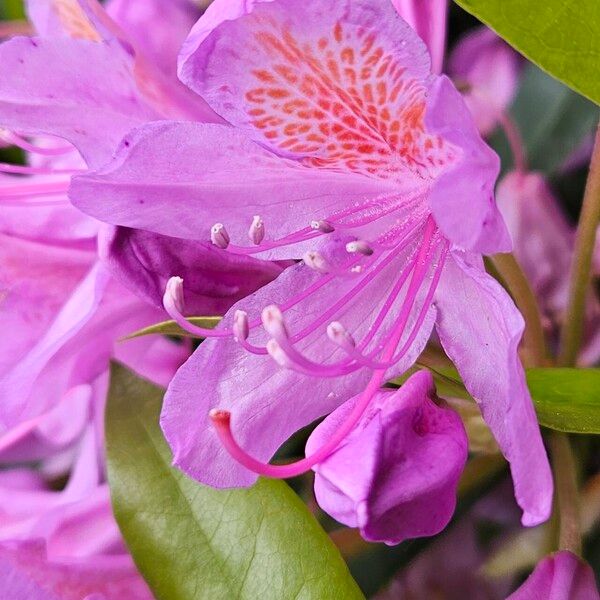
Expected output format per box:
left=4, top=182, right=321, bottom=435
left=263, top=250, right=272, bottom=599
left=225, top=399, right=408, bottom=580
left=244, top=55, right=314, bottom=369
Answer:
left=308, top=370, right=468, bottom=544
left=497, top=171, right=600, bottom=365
left=507, top=551, right=600, bottom=599
left=0, top=0, right=284, bottom=313
left=448, top=26, right=522, bottom=137
left=0, top=427, right=152, bottom=599
left=70, top=0, right=552, bottom=526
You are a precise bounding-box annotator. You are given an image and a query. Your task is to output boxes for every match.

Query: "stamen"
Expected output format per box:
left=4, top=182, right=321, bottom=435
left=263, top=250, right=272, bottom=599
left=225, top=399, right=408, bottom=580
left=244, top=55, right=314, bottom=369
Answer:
left=211, top=223, right=230, bottom=249
left=310, top=219, right=335, bottom=233
left=0, top=131, right=73, bottom=156
left=233, top=310, right=249, bottom=341
left=210, top=217, right=441, bottom=478
left=0, top=163, right=83, bottom=176
left=0, top=180, right=70, bottom=201
left=326, top=322, right=356, bottom=353
left=162, top=276, right=230, bottom=338
left=248, top=215, right=265, bottom=245
left=165, top=276, right=185, bottom=314
left=261, top=305, right=288, bottom=338
left=346, top=240, right=374, bottom=256
left=303, top=250, right=330, bottom=273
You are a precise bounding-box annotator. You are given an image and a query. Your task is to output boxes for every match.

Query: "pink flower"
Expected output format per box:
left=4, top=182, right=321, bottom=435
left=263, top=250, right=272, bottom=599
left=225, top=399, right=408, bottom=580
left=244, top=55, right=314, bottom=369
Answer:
left=308, top=370, right=467, bottom=544
left=0, top=0, right=284, bottom=314
left=507, top=551, right=600, bottom=600
left=70, top=0, right=552, bottom=526
left=448, top=26, right=522, bottom=136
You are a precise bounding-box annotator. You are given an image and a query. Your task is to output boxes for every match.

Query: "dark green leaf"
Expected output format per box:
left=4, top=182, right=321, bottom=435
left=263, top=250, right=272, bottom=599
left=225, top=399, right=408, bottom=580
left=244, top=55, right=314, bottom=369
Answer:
left=453, top=0, right=600, bottom=105
left=106, top=363, right=364, bottom=600
left=511, top=65, right=598, bottom=173
left=121, top=316, right=221, bottom=340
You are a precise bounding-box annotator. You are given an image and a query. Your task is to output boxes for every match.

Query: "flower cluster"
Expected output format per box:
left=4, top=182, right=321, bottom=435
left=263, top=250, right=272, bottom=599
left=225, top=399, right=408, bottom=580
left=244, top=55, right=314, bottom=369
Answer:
left=0, top=0, right=598, bottom=598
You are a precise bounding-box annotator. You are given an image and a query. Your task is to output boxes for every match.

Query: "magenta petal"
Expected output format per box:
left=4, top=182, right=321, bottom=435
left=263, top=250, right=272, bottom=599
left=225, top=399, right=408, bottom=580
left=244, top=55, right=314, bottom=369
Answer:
left=449, top=26, right=521, bottom=136
left=391, top=0, right=447, bottom=74
left=507, top=551, right=600, bottom=600
left=0, top=540, right=152, bottom=600
left=99, top=225, right=285, bottom=315
left=308, top=370, right=467, bottom=545
left=0, top=262, right=110, bottom=427
left=0, top=37, right=157, bottom=167
left=70, top=121, right=394, bottom=250
left=434, top=252, right=553, bottom=526
left=425, top=75, right=511, bottom=254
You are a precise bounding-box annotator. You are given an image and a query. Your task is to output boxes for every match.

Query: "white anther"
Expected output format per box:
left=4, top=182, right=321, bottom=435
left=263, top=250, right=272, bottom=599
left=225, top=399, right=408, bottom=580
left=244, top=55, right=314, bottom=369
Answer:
left=261, top=305, right=288, bottom=338
left=310, top=219, right=335, bottom=233
left=210, top=223, right=230, bottom=249
left=266, top=339, right=291, bottom=368
left=248, top=215, right=265, bottom=245
left=327, top=321, right=356, bottom=352
left=303, top=250, right=329, bottom=273
left=164, top=276, right=185, bottom=314
left=350, top=265, right=363, bottom=274
left=345, top=240, right=374, bottom=256
left=233, top=310, right=249, bottom=341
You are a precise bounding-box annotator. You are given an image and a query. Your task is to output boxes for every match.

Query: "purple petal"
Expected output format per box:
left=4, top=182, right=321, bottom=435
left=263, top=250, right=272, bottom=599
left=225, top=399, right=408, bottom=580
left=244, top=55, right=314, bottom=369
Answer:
left=0, top=540, right=152, bottom=600
left=425, top=75, right=511, bottom=254
left=99, top=225, right=286, bottom=315
left=0, top=36, right=157, bottom=167
left=178, top=0, right=430, bottom=148
left=70, top=121, right=394, bottom=251
left=391, top=0, right=448, bottom=74
left=308, top=370, right=467, bottom=544
left=434, top=251, right=553, bottom=526
left=507, top=551, right=600, bottom=600
left=448, top=27, right=521, bottom=136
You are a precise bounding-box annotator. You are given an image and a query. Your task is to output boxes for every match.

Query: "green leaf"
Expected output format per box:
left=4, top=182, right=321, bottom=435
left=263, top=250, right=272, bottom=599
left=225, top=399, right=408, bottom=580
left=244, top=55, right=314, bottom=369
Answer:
left=0, top=0, right=25, bottom=19
left=507, top=65, right=598, bottom=173
left=527, top=368, right=600, bottom=433
left=106, top=363, right=364, bottom=600
left=420, top=366, right=600, bottom=434
left=453, top=0, right=600, bottom=105
left=122, top=316, right=221, bottom=340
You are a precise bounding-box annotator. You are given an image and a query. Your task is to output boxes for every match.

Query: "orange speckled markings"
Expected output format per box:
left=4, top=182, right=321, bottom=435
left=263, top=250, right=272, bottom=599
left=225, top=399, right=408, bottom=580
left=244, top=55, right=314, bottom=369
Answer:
left=54, top=0, right=102, bottom=41
left=244, top=18, right=458, bottom=180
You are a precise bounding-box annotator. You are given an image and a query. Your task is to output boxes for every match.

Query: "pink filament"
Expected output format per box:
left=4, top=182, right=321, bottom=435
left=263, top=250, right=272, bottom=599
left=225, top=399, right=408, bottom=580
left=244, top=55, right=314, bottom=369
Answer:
left=0, top=180, right=70, bottom=200
left=0, top=163, right=82, bottom=176
left=210, top=216, right=440, bottom=478
left=0, top=132, right=73, bottom=156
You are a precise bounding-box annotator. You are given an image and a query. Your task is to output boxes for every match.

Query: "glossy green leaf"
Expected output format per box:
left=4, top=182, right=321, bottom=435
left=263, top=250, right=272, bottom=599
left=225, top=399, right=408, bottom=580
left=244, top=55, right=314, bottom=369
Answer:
left=423, top=366, right=600, bottom=434
left=106, top=363, right=364, bottom=600
left=453, top=0, right=600, bottom=105
left=526, top=368, right=600, bottom=433
left=122, top=316, right=221, bottom=340
left=509, top=65, right=598, bottom=173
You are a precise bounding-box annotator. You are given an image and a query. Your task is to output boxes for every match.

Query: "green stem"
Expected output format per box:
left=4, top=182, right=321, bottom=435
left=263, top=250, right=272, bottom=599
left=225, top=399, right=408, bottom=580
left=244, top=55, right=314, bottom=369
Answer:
left=489, top=253, right=548, bottom=367
left=558, top=123, right=600, bottom=366
left=549, top=431, right=582, bottom=556
left=548, top=124, right=600, bottom=556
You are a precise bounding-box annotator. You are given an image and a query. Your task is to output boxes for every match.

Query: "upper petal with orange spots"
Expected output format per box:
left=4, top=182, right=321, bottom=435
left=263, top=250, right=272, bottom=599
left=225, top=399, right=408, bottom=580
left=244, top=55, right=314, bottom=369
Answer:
left=180, top=0, right=459, bottom=182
